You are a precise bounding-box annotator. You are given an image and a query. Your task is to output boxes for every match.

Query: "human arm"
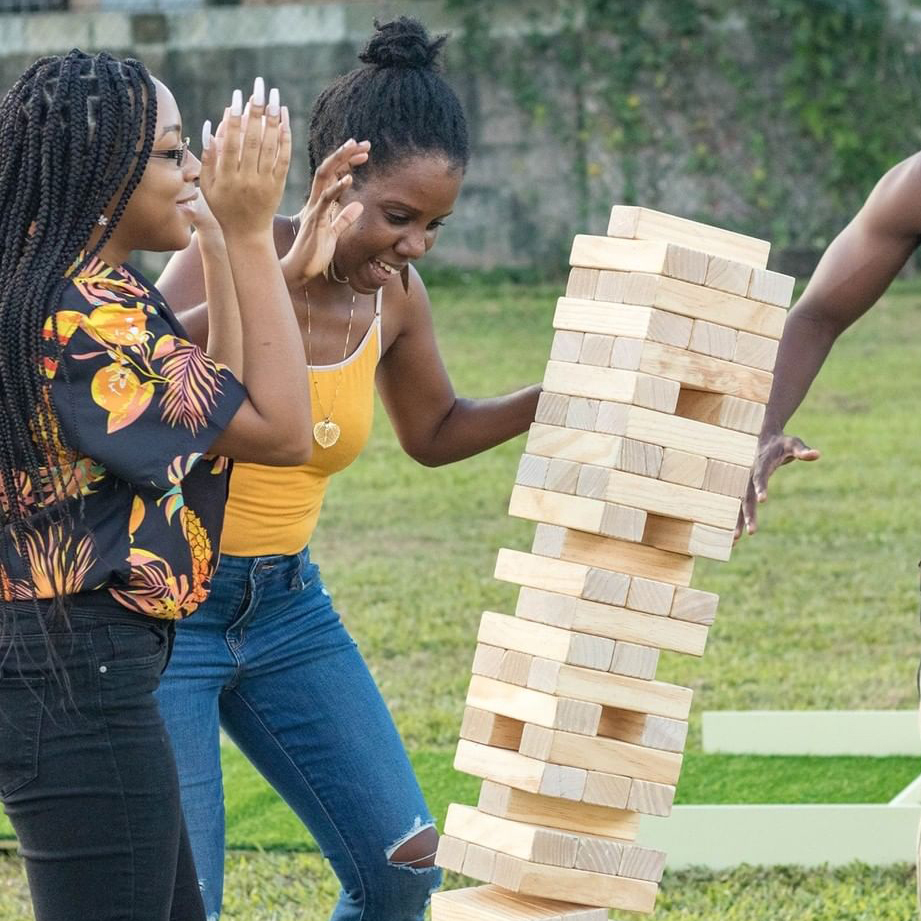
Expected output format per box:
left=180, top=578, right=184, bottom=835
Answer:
left=376, top=268, right=540, bottom=467
left=738, top=152, right=921, bottom=536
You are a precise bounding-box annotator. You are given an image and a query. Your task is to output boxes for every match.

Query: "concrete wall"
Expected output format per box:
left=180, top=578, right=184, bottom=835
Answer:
left=0, top=1, right=584, bottom=278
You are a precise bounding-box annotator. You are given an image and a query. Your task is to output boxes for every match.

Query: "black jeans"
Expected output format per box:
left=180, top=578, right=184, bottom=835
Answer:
left=0, top=594, right=205, bottom=921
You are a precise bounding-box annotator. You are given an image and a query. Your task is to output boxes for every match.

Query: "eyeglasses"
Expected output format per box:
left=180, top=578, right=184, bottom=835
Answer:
left=149, top=137, right=190, bottom=168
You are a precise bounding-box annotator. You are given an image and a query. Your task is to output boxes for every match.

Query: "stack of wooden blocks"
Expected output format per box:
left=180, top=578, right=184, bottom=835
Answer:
left=431, top=206, right=794, bottom=919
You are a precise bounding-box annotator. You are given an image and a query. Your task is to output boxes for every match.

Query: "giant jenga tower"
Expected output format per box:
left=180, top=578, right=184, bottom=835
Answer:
left=431, top=207, right=794, bottom=919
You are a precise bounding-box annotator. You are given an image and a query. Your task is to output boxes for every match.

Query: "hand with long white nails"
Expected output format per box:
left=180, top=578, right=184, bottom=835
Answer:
left=280, top=138, right=371, bottom=287
left=199, top=78, right=291, bottom=238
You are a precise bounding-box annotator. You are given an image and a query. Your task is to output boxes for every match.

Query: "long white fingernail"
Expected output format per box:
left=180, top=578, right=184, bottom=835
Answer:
left=253, top=77, right=265, bottom=107
left=201, top=120, right=211, bottom=151
left=230, top=89, right=243, bottom=116
left=267, top=87, right=280, bottom=117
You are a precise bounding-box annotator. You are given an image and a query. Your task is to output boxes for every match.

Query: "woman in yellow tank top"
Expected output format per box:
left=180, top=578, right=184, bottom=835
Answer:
left=156, top=18, right=539, bottom=920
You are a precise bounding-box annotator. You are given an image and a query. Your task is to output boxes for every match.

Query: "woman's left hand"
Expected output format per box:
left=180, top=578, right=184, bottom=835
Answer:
left=280, top=139, right=370, bottom=288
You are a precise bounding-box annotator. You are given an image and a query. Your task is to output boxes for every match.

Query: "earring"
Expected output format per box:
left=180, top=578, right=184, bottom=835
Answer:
left=328, top=258, right=349, bottom=285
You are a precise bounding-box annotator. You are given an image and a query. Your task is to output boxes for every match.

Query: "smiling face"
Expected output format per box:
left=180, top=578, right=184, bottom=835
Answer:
left=332, top=154, right=464, bottom=294
left=102, top=77, right=201, bottom=265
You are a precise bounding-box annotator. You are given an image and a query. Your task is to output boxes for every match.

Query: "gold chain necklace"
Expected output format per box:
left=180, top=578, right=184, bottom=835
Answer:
left=290, top=217, right=355, bottom=449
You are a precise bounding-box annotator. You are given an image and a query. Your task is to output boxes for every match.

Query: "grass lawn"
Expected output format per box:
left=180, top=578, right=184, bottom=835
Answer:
left=1, top=274, right=920, bottom=918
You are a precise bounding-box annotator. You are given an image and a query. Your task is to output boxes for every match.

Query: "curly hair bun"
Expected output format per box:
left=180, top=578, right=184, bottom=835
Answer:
left=359, top=16, right=447, bottom=71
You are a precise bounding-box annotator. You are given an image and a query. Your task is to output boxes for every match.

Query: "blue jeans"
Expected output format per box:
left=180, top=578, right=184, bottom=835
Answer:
left=155, top=547, right=442, bottom=920
left=0, top=596, right=205, bottom=921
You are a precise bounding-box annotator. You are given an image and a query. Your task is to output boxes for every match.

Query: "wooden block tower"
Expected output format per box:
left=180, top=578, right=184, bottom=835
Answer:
left=430, top=206, right=794, bottom=919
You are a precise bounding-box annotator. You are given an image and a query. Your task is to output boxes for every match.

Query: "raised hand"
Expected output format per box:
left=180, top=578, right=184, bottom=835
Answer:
left=280, top=139, right=370, bottom=288
left=734, top=431, right=821, bottom=539
left=199, top=78, right=291, bottom=237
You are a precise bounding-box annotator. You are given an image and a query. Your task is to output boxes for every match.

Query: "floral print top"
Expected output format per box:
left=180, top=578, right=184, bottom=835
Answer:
left=0, top=257, right=246, bottom=619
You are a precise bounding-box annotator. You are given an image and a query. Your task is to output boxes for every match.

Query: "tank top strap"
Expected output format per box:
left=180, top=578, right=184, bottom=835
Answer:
left=374, top=286, right=383, bottom=359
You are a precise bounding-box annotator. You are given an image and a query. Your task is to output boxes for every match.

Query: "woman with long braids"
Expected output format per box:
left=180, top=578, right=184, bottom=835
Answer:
left=156, top=16, right=540, bottom=921
left=0, top=51, right=363, bottom=920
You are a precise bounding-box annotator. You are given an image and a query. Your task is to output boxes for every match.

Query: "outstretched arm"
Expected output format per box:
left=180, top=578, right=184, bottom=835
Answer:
left=376, top=269, right=540, bottom=467
left=738, top=151, right=921, bottom=537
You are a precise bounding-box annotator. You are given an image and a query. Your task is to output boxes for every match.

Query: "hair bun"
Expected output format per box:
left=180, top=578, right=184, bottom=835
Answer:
left=359, top=17, right=447, bottom=71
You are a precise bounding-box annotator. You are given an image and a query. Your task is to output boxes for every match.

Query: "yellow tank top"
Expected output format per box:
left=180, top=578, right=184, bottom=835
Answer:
left=220, top=289, right=382, bottom=556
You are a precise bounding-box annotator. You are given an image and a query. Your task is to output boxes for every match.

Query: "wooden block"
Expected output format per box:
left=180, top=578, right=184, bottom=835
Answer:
left=543, top=360, right=679, bottom=412
left=532, top=523, right=567, bottom=558
left=565, top=398, right=599, bottom=431
left=500, top=649, right=535, bottom=687
left=566, top=267, right=600, bottom=300
left=704, top=254, right=753, bottom=296
left=478, top=781, right=640, bottom=841
left=581, top=771, right=633, bottom=809
left=445, top=804, right=580, bottom=869
left=581, top=568, right=631, bottom=606
left=626, top=577, right=675, bottom=617
left=431, top=885, right=608, bottom=921
left=511, top=486, right=645, bottom=545
left=593, top=270, right=629, bottom=304
left=642, top=514, right=733, bottom=562
left=461, top=705, right=525, bottom=750
left=674, top=388, right=765, bottom=435
left=579, top=334, right=614, bottom=367
left=454, top=739, right=587, bottom=801
left=519, top=723, right=683, bottom=785
left=463, top=842, right=498, bottom=882
left=627, top=779, right=675, bottom=817
left=535, top=391, right=570, bottom=427
left=623, top=404, right=758, bottom=467
left=517, top=586, right=709, bottom=658
left=516, top=453, right=549, bottom=489
left=637, top=340, right=773, bottom=403
left=598, top=503, right=647, bottom=541
left=670, top=586, right=719, bottom=625
left=526, top=423, right=624, bottom=468
left=473, top=644, right=505, bottom=678
left=554, top=297, right=692, bottom=349
left=607, top=205, right=770, bottom=269
left=467, top=674, right=602, bottom=735
left=598, top=708, right=688, bottom=753
left=659, top=448, right=707, bottom=488
left=600, top=468, right=740, bottom=529
left=496, top=548, right=588, bottom=598
left=491, top=851, right=659, bottom=913
left=435, top=834, right=468, bottom=873
left=478, top=611, right=615, bottom=672
left=609, top=642, right=659, bottom=679
left=526, top=656, right=692, bottom=720
left=620, top=438, right=664, bottom=477
left=550, top=330, right=584, bottom=363
left=545, top=458, right=580, bottom=494
left=619, top=844, right=667, bottom=883
left=608, top=270, right=786, bottom=338
left=570, top=234, right=708, bottom=285
left=594, top=400, right=630, bottom=435
left=611, top=336, right=644, bottom=370
left=546, top=526, right=694, bottom=586
left=573, top=837, right=624, bottom=875
left=575, top=465, right=608, bottom=500
left=748, top=267, right=795, bottom=307
left=734, top=330, right=779, bottom=371
left=689, top=319, right=738, bottom=361
left=703, top=459, right=751, bottom=499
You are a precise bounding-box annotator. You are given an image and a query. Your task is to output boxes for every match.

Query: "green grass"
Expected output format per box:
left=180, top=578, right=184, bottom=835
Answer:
left=3, top=276, right=921, bottom=916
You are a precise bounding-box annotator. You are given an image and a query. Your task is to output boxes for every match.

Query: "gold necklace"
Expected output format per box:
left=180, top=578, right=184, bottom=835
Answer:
left=290, top=217, right=355, bottom=449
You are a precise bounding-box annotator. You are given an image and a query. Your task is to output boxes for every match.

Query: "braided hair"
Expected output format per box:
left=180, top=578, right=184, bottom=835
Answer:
left=308, top=17, right=469, bottom=183
left=0, top=50, right=156, bottom=595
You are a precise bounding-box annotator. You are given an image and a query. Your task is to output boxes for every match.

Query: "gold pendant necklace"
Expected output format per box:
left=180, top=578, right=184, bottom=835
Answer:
left=290, top=217, right=354, bottom=450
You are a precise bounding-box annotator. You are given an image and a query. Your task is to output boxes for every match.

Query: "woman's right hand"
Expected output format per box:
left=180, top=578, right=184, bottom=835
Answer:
left=735, top=431, right=821, bottom=539
left=199, top=78, right=291, bottom=237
